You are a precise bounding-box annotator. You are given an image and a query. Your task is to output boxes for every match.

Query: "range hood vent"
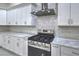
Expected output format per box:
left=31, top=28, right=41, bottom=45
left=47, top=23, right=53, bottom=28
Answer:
left=31, top=3, right=56, bottom=16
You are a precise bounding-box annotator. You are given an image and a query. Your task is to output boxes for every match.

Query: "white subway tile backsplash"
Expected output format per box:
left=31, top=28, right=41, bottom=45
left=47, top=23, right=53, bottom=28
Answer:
left=58, top=27, right=79, bottom=39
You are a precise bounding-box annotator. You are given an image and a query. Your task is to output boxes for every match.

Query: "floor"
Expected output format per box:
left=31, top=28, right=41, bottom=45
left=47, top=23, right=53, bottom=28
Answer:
left=0, top=47, right=19, bottom=56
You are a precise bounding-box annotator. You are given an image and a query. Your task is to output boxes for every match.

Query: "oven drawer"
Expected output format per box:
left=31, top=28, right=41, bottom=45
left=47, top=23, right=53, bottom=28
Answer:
left=28, top=46, right=51, bottom=56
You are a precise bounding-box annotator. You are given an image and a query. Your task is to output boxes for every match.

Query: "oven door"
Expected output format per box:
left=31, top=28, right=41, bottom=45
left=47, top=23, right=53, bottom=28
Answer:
left=28, top=46, right=51, bottom=56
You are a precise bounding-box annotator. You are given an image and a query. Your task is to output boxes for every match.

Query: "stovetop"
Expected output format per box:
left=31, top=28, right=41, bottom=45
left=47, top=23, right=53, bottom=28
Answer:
left=28, top=33, right=54, bottom=44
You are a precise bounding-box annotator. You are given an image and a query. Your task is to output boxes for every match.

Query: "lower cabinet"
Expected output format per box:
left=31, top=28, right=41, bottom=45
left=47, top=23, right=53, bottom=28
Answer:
left=2, top=35, right=10, bottom=49
left=13, top=37, right=24, bottom=55
left=51, top=44, right=79, bottom=56
left=61, top=46, right=79, bottom=56
left=0, top=34, right=3, bottom=46
left=51, top=44, right=61, bottom=56
left=2, top=35, right=28, bottom=56
left=2, top=35, right=14, bottom=51
left=22, top=39, right=28, bottom=56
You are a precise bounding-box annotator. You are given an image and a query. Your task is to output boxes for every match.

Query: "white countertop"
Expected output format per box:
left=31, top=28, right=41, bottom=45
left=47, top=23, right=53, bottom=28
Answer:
left=0, top=32, right=36, bottom=37
left=52, top=37, right=79, bottom=49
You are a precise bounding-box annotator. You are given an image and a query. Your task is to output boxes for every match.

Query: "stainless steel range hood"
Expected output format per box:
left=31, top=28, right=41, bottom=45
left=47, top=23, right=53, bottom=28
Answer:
left=31, top=3, right=56, bottom=16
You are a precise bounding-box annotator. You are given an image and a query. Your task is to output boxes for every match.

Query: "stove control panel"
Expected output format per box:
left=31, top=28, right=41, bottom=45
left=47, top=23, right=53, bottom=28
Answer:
left=28, top=40, right=51, bottom=52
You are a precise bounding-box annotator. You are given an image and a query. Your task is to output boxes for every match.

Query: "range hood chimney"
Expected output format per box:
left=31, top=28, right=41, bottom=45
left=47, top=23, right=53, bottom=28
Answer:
left=31, top=3, right=56, bottom=16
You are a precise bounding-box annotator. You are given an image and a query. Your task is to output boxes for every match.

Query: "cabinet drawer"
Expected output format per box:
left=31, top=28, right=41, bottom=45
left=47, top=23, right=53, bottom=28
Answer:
left=61, top=46, right=79, bottom=56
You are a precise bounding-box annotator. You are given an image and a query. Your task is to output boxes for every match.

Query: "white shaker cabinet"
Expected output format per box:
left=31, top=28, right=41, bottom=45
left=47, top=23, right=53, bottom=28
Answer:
left=51, top=44, right=60, bottom=56
left=61, top=46, right=79, bottom=56
left=2, top=35, right=13, bottom=51
left=15, top=7, right=22, bottom=25
left=7, top=9, right=16, bottom=25
left=2, top=35, right=10, bottom=49
left=71, top=3, right=79, bottom=25
left=0, top=9, right=6, bottom=25
left=58, top=3, right=70, bottom=26
left=7, top=4, right=36, bottom=26
left=22, top=37, right=28, bottom=56
left=58, top=3, right=79, bottom=26
left=13, top=37, right=24, bottom=55
left=12, top=36, right=28, bottom=56
left=0, top=34, right=4, bottom=46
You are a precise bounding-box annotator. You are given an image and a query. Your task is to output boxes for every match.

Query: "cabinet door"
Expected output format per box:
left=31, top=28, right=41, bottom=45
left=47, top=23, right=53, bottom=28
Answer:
left=58, top=3, right=70, bottom=26
left=13, top=37, right=23, bottom=55
left=11, top=9, right=16, bottom=25
left=7, top=9, right=16, bottom=25
left=71, top=3, right=79, bottom=25
left=22, top=38, right=28, bottom=56
left=4, top=36, right=13, bottom=50
left=1, top=35, right=6, bottom=48
left=2, top=35, right=10, bottom=49
left=61, top=46, right=79, bottom=56
left=7, top=10, right=12, bottom=25
left=8, top=36, right=15, bottom=51
left=51, top=44, right=60, bottom=56
left=0, top=9, right=6, bottom=25
left=16, top=8, right=22, bottom=25
left=21, top=6, right=27, bottom=25
left=61, top=46, right=73, bottom=56
left=0, top=35, right=2, bottom=46
left=17, top=38, right=24, bottom=55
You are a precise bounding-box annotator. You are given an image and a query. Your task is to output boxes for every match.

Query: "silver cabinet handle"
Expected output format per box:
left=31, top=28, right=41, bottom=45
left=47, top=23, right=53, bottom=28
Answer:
left=15, top=22, right=17, bottom=24
left=17, top=42, right=19, bottom=47
left=24, top=21, right=27, bottom=24
left=68, top=19, right=71, bottom=24
left=8, top=37, right=10, bottom=38
left=68, top=19, right=73, bottom=24
left=70, top=19, right=73, bottom=24
left=8, top=22, right=10, bottom=24
left=3, top=39, right=6, bottom=42
left=72, top=52, right=79, bottom=55
left=17, top=39, right=20, bottom=41
left=8, top=40, right=10, bottom=44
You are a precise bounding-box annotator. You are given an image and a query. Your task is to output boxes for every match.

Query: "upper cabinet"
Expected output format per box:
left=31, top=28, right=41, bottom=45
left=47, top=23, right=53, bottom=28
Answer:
left=7, top=3, right=36, bottom=26
left=71, top=3, right=79, bottom=26
left=0, top=9, right=6, bottom=25
left=58, top=3, right=79, bottom=26
left=58, top=3, right=70, bottom=26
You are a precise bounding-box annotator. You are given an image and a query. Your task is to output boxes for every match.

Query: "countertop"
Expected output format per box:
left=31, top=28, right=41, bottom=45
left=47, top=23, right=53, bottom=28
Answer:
left=52, top=37, right=79, bottom=49
left=0, top=32, right=37, bottom=37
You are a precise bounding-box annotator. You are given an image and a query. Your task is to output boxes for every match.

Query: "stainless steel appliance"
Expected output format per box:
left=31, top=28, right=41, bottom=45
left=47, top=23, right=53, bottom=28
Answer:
left=28, top=29, right=54, bottom=56
left=31, top=3, right=56, bottom=16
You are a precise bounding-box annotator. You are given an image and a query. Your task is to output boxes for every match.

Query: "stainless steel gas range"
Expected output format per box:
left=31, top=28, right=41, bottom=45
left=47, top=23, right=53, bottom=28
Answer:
left=28, top=29, right=54, bottom=56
